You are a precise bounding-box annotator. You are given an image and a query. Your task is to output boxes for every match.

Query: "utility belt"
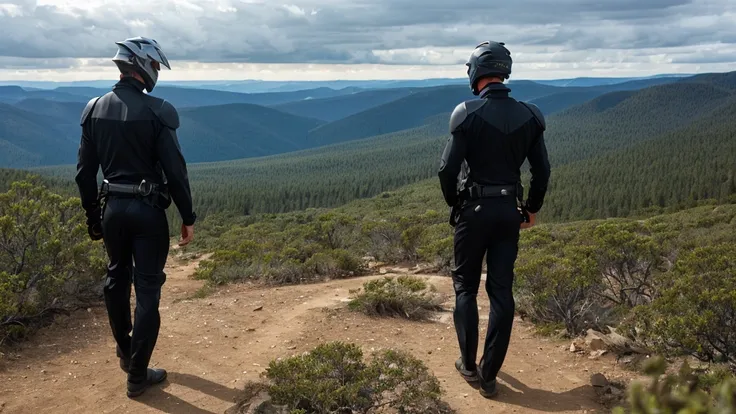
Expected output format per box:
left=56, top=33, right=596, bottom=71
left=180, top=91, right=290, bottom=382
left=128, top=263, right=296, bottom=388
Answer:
left=98, top=179, right=171, bottom=212
left=449, top=183, right=524, bottom=227
left=459, top=184, right=518, bottom=200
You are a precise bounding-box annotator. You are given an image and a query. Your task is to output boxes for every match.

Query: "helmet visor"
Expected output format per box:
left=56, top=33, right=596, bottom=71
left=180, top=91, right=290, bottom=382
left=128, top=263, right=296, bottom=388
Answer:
left=153, top=48, right=171, bottom=69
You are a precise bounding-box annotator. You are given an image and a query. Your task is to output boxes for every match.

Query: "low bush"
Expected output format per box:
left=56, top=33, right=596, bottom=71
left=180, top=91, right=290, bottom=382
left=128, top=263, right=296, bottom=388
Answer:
left=0, top=180, right=107, bottom=345
left=348, top=276, right=445, bottom=320
left=263, top=341, right=454, bottom=414
left=623, top=243, right=736, bottom=367
left=613, top=357, right=736, bottom=413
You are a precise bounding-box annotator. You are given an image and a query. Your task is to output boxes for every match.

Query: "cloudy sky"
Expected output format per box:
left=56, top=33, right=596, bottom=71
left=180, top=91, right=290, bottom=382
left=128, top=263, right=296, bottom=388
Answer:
left=0, top=0, right=734, bottom=81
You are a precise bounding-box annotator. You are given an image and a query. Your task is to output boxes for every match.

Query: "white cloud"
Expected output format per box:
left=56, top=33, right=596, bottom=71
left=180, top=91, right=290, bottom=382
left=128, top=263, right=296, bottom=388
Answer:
left=0, top=0, right=732, bottom=80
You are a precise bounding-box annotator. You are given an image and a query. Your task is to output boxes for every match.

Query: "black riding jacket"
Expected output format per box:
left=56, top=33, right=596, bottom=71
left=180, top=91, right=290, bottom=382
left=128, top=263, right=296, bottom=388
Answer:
left=438, top=83, right=551, bottom=213
left=75, top=77, right=196, bottom=225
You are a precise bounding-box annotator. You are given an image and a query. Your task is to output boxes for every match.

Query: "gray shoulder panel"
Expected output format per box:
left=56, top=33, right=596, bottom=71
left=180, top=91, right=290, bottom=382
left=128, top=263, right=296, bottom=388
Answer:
left=449, top=99, right=485, bottom=132
left=148, top=97, right=179, bottom=129
left=519, top=101, right=546, bottom=130
left=80, top=96, right=100, bottom=125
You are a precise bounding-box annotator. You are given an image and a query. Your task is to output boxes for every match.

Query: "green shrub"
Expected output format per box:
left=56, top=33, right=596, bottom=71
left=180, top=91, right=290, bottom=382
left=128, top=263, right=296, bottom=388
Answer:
left=613, top=357, right=736, bottom=413
left=264, top=342, right=454, bottom=414
left=348, top=276, right=445, bottom=320
left=0, top=180, right=106, bottom=344
left=624, top=244, right=736, bottom=366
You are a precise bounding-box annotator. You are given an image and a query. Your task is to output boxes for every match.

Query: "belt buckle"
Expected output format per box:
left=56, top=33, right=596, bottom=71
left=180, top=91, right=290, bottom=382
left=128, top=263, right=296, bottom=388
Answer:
left=137, top=180, right=153, bottom=197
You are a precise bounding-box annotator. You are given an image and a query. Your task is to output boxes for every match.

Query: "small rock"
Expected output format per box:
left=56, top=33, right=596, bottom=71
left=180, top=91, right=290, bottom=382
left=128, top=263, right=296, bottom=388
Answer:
left=589, top=338, right=606, bottom=351
left=589, top=350, right=608, bottom=359
left=590, top=373, right=609, bottom=388
left=253, top=306, right=264, bottom=311
left=570, top=343, right=577, bottom=353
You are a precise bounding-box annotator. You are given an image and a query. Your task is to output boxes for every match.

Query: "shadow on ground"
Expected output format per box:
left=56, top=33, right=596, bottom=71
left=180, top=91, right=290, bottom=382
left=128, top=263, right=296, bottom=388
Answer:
left=134, top=372, right=241, bottom=414
left=493, top=372, right=602, bottom=412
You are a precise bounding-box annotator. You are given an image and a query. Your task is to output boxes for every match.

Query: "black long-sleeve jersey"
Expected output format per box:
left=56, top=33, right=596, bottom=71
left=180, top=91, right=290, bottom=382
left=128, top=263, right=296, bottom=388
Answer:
left=75, top=77, right=196, bottom=225
left=438, top=82, right=551, bottom=213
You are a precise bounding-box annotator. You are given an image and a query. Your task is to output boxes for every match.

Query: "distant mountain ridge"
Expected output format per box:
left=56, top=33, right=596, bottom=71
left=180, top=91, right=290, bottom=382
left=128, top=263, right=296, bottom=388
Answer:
left=0, top=71, right=732, bottom=169
left=25, top=71, right=736, bottom=220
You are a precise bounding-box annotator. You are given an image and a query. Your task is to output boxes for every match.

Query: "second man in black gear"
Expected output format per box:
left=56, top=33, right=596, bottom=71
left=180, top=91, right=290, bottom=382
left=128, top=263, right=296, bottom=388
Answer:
left=438, top=41, right=551, bottom=398
left=75, top=36, right=196, bottom=398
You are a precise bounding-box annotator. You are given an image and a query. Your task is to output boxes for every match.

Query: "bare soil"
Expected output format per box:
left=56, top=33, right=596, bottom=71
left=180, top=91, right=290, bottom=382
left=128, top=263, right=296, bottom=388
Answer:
left=0, top=257, right=638, bottom=413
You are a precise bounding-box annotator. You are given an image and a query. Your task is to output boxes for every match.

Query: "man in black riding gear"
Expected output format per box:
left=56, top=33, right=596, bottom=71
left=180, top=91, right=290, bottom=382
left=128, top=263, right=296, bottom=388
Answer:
left=75, top=36, right=196, bottom=398
left=438, top=41, right=551, bottom=398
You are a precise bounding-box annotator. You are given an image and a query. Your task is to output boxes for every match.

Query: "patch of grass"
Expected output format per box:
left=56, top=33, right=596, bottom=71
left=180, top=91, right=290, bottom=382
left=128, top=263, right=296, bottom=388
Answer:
left=347, top=276, right=445, bottom=320
left=259, top=341, right=455, bottom=414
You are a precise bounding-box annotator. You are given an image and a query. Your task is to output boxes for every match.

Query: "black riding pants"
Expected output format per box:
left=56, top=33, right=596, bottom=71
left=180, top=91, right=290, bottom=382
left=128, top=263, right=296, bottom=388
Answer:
left=101, top=197, right=169, bottom=383
left=452, top=196, right=520, bottom=383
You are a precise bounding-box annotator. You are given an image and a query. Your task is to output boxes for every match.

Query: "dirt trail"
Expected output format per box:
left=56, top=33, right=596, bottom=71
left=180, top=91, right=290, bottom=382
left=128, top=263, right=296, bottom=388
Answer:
left=0, top=257, right=635, bottom=414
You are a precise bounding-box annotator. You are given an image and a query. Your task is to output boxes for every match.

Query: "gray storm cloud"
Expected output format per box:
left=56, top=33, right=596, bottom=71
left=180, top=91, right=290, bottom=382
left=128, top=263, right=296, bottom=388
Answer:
left=0, top=0, right=733, bottom=68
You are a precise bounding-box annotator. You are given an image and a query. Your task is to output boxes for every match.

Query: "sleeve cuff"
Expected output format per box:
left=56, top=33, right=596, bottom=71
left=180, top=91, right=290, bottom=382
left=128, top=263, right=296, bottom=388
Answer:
left=182, top=212, right=196, bottom=226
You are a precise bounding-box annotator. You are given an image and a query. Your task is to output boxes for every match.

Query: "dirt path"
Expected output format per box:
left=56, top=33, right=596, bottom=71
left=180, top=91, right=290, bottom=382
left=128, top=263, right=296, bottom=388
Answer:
left=0, top=257, right=636, bottom=414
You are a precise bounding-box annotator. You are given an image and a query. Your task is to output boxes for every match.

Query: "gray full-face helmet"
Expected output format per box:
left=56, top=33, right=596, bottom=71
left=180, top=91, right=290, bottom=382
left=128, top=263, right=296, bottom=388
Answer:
left=112, top=36, right=171, bottom=92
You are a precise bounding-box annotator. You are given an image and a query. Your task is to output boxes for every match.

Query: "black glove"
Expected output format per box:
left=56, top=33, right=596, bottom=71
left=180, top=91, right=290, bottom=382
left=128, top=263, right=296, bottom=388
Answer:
left=88, top=221, right=103, bottom=241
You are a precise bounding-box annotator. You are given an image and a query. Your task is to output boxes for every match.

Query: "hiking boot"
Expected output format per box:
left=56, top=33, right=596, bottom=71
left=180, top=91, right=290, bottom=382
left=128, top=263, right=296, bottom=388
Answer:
left=455, top=358, right=479, bottom=382
left=127, top=368, right=167, bottom=398
left=479, top=379, right=498, bottom=398
left=477, top=370, right=499, bottom=399
left=119, top=358, right=130, bottom=373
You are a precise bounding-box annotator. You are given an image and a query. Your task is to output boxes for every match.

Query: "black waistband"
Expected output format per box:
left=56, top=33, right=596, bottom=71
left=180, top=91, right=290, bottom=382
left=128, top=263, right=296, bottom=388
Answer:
left=462, top=184, right=516, bottom=200
left=99, top=180, right=161, bottom=198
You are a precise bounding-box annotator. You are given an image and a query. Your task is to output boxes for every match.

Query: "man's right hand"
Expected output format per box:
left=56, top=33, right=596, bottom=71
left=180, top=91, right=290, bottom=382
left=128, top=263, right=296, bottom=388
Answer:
left=520, top=212, right=536, bottom=229
left=179, top=224, right=194, bottom=246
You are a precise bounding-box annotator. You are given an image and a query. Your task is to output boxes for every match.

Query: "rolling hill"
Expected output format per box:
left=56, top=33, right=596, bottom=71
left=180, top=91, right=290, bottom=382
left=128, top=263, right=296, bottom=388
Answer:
left=2, top=84, right=362, bottom=109
left=25, top=71, right=736, bottom=225
left=0, top=103, right=80, bottom=168
left=176, top=103, right=324, bottom=162
left=545, top=80, right=735, bottom=165
left=302, top=77, right=683, bottom=147
left=271, top=87, right=417, bottom=121
left=0, top=75, right=689, bottom=168
left=0, top=99, right=326, bottom=167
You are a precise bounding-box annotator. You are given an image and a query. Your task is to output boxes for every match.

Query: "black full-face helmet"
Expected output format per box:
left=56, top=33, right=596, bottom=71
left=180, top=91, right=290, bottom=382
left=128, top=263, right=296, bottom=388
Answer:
left=466, top=41, right=512, bottom=95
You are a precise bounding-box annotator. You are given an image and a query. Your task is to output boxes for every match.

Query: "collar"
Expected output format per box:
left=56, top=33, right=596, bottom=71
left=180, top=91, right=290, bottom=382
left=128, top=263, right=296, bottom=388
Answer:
left=479, top=82, right=510, bottom=98
left=113, top=76, right=145, bottom=92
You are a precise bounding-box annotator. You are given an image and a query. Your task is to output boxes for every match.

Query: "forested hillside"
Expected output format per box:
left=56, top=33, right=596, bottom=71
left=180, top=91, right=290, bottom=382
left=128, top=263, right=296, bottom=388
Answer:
left=303, top=82, right=566, bottom=146
left=0, top=74, right=687, bottom=168
left=0, top=103, right=79, bottom=168
left=545, top=80, right=735, bottom=165
left=12, top=70, right=736, bottom=228
left=176, top=104, right=324, bottom=162
left=540, top=97, right=736, bottom=220
left=0, top=100, right=326, bottom=167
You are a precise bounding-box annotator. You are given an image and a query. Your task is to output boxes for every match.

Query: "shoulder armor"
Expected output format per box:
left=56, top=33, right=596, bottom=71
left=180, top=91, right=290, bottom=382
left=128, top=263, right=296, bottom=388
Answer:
left=449, top=99, right=485, bottom=132
left=520, top=101, right=546, bottom=131
left=149, top=98, right=179, bottom=129
left=80, top=96, right=100, bottom=125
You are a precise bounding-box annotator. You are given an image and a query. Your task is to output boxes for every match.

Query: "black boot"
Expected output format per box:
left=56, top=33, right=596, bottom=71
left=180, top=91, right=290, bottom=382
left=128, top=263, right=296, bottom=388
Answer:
left=119, top=358, right=130, bottom=373
left=477, top=370, right=498, bottom=398
left=455, top=357, right=479, bottom=382
left=127, top=368, right=167, bottom=398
